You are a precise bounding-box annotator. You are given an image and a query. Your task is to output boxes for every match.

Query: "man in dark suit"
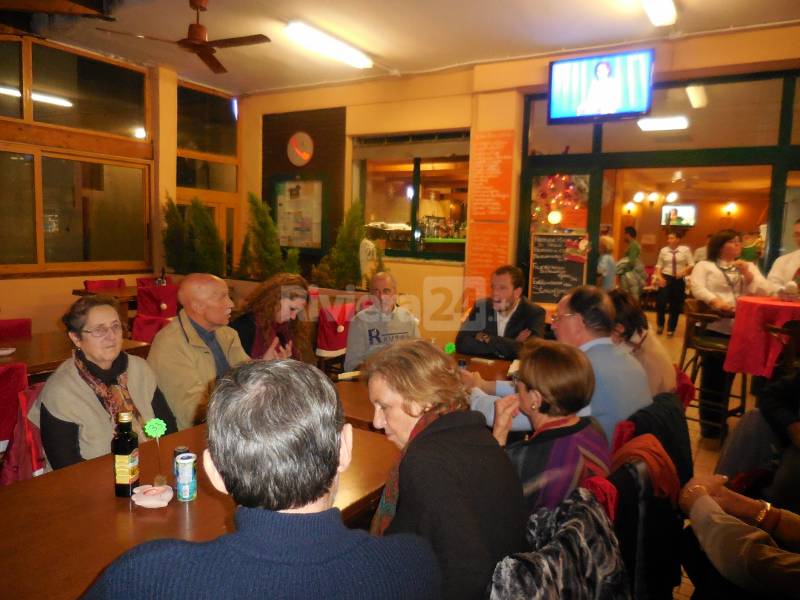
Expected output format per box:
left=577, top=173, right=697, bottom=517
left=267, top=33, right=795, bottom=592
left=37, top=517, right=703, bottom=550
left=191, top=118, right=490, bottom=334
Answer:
left=456, top=265, right=545, bottom=359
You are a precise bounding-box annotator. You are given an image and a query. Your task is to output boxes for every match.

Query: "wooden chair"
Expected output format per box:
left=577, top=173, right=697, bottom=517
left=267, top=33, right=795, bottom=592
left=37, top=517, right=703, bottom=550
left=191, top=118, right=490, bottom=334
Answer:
left=679, top=298, right=747, bottom=436
left=83, top=278, right=125, bottom=293
left=0, top=319, right=32, bottom=339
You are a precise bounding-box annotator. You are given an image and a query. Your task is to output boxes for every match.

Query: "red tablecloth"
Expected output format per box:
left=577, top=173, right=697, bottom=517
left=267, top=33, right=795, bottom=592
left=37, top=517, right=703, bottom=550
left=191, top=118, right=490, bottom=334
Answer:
left=724, top=296, right=800, bottom=377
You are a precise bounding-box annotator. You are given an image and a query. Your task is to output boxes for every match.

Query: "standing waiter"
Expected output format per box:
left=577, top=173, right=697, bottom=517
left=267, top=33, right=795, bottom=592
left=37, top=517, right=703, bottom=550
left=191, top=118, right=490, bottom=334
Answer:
left=654, top=230, right=694, bottom=336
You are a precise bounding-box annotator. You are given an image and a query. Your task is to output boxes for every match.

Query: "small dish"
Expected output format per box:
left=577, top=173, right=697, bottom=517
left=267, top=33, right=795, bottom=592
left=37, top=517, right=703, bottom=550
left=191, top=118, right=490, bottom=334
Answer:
left=0, top=347, right=16, bottom=357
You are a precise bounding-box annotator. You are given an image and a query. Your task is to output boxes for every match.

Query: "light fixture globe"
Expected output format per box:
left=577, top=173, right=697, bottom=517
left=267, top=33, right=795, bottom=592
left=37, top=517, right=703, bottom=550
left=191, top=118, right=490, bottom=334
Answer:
left=633, top=191, right=646, bottom=203
left=547, top=210, right=563, bottom=225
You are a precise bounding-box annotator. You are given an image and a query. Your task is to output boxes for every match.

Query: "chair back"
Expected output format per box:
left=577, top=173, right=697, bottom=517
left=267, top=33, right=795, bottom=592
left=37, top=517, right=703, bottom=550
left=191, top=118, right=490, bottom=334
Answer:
left=136, top=284, right=179, bottom=317
left=315, top=302, right=357, bottom=356
left=0, top=382, right=45, bottom=485
left=0, top=363, right=27, bottom=459
left=679, top=297, right=723, bottom=372
left=0, top=319, right=32, bottom=339
left=132, top=315, right=172, bottom=344
left=136, top=276, right=174, bottom=287
left=83, top=278, right=125, bottom=292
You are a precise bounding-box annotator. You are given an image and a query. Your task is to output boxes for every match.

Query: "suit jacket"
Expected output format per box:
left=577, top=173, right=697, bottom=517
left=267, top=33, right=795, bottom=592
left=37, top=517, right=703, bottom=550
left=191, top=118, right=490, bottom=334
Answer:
left=455, top=297, right=545, bottom=359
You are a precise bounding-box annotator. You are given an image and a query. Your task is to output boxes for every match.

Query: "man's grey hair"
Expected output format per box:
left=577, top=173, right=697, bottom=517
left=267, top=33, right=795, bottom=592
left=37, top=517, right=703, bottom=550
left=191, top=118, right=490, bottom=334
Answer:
left=207, top=360, right=344, bottom=510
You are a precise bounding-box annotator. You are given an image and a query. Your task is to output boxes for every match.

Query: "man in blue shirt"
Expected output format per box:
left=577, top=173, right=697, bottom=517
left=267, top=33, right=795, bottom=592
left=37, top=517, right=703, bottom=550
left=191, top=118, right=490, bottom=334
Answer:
left=85, top=360, right=440, bottom=599
left=467, top=286, right=651, bottom=443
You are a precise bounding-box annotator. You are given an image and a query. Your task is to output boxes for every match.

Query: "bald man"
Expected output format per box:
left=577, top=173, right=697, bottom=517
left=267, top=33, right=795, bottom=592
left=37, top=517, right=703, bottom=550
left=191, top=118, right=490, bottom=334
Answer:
left=343, top=272, right=419, bottom=372
left=148, top=274, right=249, bottom=429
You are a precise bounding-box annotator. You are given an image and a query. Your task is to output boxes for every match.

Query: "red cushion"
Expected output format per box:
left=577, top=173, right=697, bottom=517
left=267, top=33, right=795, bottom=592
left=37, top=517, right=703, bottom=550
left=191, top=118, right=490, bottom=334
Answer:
left=0, top=319, right=32, bottom=339
left=0, top=382, right=44, bottom=485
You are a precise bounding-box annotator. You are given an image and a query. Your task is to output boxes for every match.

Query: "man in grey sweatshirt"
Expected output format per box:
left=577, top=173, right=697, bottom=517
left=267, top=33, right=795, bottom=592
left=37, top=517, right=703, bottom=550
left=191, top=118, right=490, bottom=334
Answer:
left=344, top=272, right=419, bottom=372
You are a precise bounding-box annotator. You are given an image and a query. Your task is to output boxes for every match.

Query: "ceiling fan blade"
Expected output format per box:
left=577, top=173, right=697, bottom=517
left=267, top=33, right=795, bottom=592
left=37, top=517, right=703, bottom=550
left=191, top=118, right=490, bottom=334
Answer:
left=96, top=27, right=177, bottom=45
left=195, top=49, right=227, bottom=74
left=208, top=34, right=270, bottom=48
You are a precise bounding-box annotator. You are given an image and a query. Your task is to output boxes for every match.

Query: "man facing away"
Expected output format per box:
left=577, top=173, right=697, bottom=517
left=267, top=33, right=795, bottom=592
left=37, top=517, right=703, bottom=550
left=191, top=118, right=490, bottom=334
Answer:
left=456, top=265, right=545, bottom=360
left=550, top=285, right=651, bottom=442
left=148, top=273, right=249, bottom=430
left=83, top=360, right=441, bottom=599
left=465, top=285, right=651, bottom=442
left=344, top=271, right=419, bottom=372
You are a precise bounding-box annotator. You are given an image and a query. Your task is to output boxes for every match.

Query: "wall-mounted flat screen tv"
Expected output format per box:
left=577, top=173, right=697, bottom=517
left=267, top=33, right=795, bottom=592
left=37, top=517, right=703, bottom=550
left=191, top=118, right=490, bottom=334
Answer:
left=661, top=204, right=696, bottom=227
left=548, top=49, right=655, bottom=124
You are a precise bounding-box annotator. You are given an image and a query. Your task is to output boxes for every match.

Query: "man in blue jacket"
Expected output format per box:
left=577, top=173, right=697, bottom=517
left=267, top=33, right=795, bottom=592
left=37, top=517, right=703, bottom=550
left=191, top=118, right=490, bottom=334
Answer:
left=84, top=360, right=441, bottom=599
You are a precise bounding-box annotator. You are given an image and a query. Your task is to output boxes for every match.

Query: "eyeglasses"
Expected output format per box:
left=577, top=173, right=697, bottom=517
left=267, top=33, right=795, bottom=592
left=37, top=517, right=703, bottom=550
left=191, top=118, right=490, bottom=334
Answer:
left=550, top=312, right=578, bottom=324
left=82, top=323, right=124, bottom=338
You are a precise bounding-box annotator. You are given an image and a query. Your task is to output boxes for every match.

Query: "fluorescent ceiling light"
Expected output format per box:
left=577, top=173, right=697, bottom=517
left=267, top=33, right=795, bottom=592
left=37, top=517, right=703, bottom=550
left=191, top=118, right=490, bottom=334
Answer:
left=637, top=116, right=689, bottom=131
left=641, top=0, right=677, bottom=27
left=285, top=21, right=373, bottom=69
left=0, top=86, right=73, bottom=107
left=685, top=85, right=707, bottom=108
left=0, top=86, right=21, bottom=98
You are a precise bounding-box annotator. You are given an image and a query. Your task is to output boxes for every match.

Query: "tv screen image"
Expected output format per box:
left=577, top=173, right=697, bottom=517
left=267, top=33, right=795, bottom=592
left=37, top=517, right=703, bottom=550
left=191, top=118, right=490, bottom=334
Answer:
left=661, top=205, right=696, bottom=227
left=548, top=49, right=654, bottom=124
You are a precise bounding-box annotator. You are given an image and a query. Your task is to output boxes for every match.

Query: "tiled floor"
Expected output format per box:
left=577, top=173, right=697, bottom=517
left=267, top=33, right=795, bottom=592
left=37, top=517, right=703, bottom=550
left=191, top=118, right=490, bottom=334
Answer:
left=646, top=312, right=756, bottom=600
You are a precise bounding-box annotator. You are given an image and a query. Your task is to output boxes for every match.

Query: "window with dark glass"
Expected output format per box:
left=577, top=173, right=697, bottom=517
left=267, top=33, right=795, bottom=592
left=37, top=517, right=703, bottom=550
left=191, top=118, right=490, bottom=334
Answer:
left=42, top=157, right=146, bottom=262
left=0, top=151, right=36, bottom=264
left=364, top=160, right=414, bottom=251
left=178, top=86, right=237, bottom=155
left=0, top=41, right=22, bottom=119
left=176, top=157, right=237, bottom=192
left=31, top=44, right=145, bottom=138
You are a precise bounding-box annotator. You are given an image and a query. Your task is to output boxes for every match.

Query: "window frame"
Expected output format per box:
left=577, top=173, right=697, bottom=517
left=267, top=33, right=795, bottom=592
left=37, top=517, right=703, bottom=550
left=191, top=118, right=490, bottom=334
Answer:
left=176, top=80, right=241, bottom=276
left=0, top=141, right=151, bottom=275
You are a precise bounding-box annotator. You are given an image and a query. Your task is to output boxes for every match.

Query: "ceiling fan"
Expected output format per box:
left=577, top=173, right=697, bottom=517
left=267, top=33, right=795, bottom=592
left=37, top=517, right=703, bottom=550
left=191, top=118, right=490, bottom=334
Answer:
left=97, top=0, right=269, bottom=74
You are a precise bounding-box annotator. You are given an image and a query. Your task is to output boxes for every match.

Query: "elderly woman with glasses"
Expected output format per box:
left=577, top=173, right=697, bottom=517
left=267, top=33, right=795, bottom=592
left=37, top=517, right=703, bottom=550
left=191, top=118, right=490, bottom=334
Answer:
left=492, top=339, right=610, bottom=513
left=32, top=295, right=176, bottom=469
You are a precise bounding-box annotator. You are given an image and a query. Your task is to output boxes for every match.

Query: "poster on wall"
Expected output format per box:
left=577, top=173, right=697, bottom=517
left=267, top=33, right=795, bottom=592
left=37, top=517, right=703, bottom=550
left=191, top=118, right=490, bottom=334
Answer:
left=468, top=130, right=514, bottom=221
left=275, top=179, right=322, bottom=248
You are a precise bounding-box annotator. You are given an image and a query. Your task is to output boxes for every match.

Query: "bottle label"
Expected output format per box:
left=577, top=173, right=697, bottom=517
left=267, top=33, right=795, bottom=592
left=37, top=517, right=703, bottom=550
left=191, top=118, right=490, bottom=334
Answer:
left=114, top=449, right=140, bottom=485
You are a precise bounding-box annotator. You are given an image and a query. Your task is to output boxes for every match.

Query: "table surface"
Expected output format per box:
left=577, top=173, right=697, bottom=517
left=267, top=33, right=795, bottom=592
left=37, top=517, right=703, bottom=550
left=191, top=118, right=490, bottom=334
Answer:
left=337, top=354, right=512, bottom=432
left=0, top=424, right=398, bottom=600
left=0, top=331, right=149, bottom=376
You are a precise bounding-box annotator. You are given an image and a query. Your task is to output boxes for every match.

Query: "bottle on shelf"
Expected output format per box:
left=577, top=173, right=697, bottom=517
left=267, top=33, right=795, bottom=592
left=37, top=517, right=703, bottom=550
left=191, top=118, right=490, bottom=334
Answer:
left=156, top=267, right=167, bottom=286
left=112, top=411, right=139, bottom=498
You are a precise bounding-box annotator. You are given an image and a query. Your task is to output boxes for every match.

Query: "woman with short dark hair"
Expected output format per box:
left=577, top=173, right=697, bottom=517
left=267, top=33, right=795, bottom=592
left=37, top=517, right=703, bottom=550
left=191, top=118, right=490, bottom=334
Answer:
left=33, top=295, right=176, bottom=469
left=690, top=228, right=776, bottom=437
left=365, top=339, right=526, bottom=600
left=492, top=339, right=610, bottom=513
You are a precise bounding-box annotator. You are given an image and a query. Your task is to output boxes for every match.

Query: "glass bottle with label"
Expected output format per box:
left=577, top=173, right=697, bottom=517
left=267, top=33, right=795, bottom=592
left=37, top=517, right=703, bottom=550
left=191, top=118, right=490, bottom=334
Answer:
left=112, top=412, right=139, bottom=497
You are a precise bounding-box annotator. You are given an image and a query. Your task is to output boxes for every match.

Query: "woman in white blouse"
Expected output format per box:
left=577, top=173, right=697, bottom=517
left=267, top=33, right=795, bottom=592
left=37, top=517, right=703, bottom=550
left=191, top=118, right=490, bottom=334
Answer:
left=689, top=229, right=776, bottom=437
left=654, top=230, right=694, bottom=337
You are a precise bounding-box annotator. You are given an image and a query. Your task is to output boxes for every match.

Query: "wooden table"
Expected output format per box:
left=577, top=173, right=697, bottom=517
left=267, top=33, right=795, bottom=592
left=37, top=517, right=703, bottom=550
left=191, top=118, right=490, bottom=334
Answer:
left=72, top=286, right=139, bottom=327
left=337, top=381, right=374, bottom=431
left=0, top=424, right=398, bottom=599
left=454, top=353, right=512, bottom=381
left=336, top=355, right=512, bottom=432
left=0, top=332, right=149, bottom=379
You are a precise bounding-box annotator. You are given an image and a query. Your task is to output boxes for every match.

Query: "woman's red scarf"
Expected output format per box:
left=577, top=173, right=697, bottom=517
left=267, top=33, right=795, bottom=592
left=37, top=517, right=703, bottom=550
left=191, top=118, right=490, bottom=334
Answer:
left=370, top=410, right=441, bottom=536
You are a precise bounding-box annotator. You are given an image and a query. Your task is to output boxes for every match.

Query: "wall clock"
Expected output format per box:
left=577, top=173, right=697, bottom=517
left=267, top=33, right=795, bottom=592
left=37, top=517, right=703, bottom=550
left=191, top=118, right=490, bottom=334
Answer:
left=287, top=131, right=314, bottom=167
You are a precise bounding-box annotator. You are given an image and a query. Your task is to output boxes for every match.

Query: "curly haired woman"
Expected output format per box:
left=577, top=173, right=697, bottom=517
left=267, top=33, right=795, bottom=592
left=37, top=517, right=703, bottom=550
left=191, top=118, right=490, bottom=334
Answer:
left=231, top=273, right=312, bottom=362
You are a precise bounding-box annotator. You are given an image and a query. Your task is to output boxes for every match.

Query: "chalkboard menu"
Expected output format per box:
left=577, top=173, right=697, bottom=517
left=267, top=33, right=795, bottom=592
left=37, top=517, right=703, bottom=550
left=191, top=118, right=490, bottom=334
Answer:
left=529, top=234, right=588, bottom=303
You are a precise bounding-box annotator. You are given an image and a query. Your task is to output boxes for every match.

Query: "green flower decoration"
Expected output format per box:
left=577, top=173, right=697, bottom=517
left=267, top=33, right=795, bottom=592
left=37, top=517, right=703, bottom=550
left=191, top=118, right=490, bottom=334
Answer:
left=144, top=418, right=167, bottom=439
left=444, top=342, right=456, bottom=355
